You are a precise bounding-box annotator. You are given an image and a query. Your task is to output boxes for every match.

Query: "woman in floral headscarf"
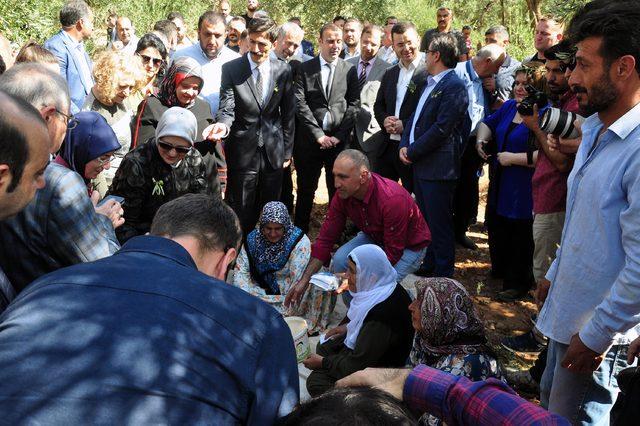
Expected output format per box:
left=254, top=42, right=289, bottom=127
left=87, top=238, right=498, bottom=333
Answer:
left=408, top=277, right=503, bottom=425
left=132, top=56, right=224, bottom=196
left=232, top=201, right=333, bottom=334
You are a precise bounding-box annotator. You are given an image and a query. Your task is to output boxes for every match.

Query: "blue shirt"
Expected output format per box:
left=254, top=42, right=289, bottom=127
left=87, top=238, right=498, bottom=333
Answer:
left=0, top=236, right=299, bottom=424
left=454, top=60, right=488, bottom=134
left=410, top=69, right=453, bottom=144
left=537, top=101, right=640, bottom=353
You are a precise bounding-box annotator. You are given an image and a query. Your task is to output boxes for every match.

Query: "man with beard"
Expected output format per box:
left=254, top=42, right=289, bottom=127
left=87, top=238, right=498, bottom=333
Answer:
left=340, top=18, right=362, bottom=60
left=242, top=0, right=259, bottom=25
left=534, top=1, right=640, bottom=422
left=419, top=7, right=467, bottom=62
left=213, top=17, right=296, bottom=234
left=227, top=17, right=246, bottom=53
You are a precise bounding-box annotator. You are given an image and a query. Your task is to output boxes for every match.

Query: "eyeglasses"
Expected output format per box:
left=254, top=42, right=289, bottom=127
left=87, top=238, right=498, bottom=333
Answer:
left=139, top=54, right=164, bottom=67
left=55, top=108, right=78, bottom=130
left=157, top=140, right=192, bottom=154
left=96, top=154, right=115, bottom=166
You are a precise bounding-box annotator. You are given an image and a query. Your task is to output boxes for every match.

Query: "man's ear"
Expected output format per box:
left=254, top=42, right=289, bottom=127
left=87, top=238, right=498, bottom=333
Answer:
left=0, top=164, right=12, bottom=193
left=40, top=105, right=57, bottom=124
left=617, top=55, right=637, bottom=80
left=213, top=247, right=237, bottom=281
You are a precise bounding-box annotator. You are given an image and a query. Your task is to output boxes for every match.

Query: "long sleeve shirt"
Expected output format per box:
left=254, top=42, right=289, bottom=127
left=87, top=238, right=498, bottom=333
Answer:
left=538, top=101, right=640, bottom=353
left=404, top=365, right=569, bottom=425
left=311, top=173, right=430, bottom=266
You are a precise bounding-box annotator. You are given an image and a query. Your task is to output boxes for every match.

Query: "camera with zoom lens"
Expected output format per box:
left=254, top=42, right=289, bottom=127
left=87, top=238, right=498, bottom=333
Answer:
left=539, top=108, right=585, bottom=139
left=516, top=85, right=549, bottom=116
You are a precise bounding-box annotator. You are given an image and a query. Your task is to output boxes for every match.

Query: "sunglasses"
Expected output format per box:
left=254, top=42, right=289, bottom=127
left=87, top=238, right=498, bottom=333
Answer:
left=157, top=140, right=192, bottom=154
left=139, top=54, right=164, bottom=67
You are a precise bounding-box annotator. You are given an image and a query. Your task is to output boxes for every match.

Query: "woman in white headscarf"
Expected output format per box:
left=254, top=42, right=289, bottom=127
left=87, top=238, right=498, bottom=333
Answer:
left=108, top=107, right=213, bottom=243
left=303, top=244, right=414, bottom=397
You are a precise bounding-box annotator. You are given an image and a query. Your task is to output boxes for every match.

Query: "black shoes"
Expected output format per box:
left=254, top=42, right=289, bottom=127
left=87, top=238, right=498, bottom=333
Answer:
left=456, top=234, right=478, bottom=250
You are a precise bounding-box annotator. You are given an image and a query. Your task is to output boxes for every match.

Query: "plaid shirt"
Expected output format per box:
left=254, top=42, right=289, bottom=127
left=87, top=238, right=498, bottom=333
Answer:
left=0, top=164, right=119, bottom=293
left=404, top=365, right=569, bottom=425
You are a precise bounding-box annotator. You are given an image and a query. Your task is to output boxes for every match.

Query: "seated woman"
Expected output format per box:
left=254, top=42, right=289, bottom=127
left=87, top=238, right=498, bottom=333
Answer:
left=303, top=244, right=413, bottom=397
left=409, top=277, right=503, bottom=425
left=108, top=107, right=212, bottom=243
left=232, top=201, right=334, bottom=334
left=132, top=56, right=224, bottom=196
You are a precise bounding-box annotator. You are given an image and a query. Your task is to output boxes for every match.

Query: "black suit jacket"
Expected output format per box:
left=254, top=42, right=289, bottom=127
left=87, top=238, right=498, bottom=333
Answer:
left=294, top=56, right=360, bottom=147
left=216, top=55, right=295, bottom=171
left=374, top=59, right=428, bottom=156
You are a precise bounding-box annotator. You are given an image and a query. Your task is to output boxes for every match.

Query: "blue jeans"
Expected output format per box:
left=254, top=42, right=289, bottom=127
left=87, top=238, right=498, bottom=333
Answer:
left=540, top=339, right=632, bottom=425
left=330, top=232, right=426, bottom=281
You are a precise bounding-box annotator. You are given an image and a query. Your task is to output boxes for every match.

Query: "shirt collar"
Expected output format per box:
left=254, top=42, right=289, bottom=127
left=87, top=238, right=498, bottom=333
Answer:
left=117, top=235, right=198, bottom=270
left=467, top=60, right=480, bottom=81
left=361, top=174, right=377, bottom=204
left=606, top=101, right=640, bottom=140
left=61, top=30, right=81, bottom=48
left=427, top=68, right=453, bottom=86
left=360, top=56, right=376, bottom=67
left=399, top=54, right=422, bottom=72
left=319, top=55, right=336, bottom=68
left=247, top=54, right=269, bottom=72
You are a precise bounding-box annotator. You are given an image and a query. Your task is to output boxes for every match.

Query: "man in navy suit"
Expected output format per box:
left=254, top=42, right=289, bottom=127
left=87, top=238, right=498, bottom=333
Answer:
left=44, top=1, right=94, bottom=113
left=400, top=33, right=469, bottom=278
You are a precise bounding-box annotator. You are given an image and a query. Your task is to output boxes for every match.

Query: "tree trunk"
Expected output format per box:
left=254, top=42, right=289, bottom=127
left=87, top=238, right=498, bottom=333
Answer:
left=525, top=0, right=543, bottom=25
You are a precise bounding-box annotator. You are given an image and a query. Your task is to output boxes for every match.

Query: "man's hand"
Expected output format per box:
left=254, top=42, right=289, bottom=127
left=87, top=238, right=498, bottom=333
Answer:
left=627, top=336, right=640, bottom=363
left=521, top=104, right=541, bottom=131
left=392, top=119, right=404, bottom=135
left=284, top=277, right=310, bottom=308
left=482, top=77, right=496, bottom=93
left=534, top=278, right=551, bottom=310
left=92, top=192, right=125, bottom=229
left=203, top=123, right=228, bottom=142
left=336, top=368, right=412, bottom=401
left=329, top=136, right=340, bottom=147
left=399, top=147, right=412, bottom=165
left=316, top=135, right=333, bottom=149
left=302, top=354, right=323, bottom=370
left=561, top=333, right=605, bottom=373
left=325, top=324, right=347, bottom=339
left=383, top=116, right=398, bottom=133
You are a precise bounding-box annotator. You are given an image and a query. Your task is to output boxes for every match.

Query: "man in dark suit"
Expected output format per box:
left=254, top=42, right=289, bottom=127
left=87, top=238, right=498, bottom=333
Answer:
left=44, top=1, right=94, bottom=113
left=400, top=33, right=469, bottom=278
left=293, top=22, right=360, bottom=234
left=346, top=24, right=392, bottom=158
left=373, top=22, right=427, bottom=193
left=213, top=16, right=296, bottom=234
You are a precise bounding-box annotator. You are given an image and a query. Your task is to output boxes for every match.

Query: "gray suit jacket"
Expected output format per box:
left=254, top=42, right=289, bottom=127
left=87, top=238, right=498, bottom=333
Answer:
left=347, top=56, right=392, bottom=153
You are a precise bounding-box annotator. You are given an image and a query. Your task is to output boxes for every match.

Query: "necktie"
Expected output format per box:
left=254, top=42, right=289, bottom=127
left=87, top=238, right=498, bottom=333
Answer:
left=325, top=63, right=333, bottom=98
left=255, top=67, right=264, bottom=147
left=359, top=61, right=369, bottom=89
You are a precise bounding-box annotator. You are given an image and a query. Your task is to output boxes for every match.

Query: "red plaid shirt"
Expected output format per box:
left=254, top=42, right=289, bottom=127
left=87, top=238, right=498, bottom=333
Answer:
left=404, top=365, right=569, bottom=425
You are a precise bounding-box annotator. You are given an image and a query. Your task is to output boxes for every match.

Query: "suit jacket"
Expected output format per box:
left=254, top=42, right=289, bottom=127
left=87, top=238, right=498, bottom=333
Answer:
left=294, top=56, right=360, bottom=147
left=374, top=58, right=428, bottom=157
left=44, top=30, right=93, bottom=113
left=400, top=70, right=469, bottom=181
left=216, top=55, right=296, bottom=171
left=346, top=55, right=392, bottom=153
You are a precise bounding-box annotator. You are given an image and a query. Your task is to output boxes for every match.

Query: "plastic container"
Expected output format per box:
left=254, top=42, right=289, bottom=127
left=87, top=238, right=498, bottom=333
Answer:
left=284, top=316, right=310, bottom=363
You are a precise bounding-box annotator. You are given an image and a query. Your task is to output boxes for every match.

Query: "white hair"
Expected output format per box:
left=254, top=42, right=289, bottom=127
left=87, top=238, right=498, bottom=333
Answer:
left=476, top=43, right=505, bottom=62
left=277, top=22, right=304, bottom=41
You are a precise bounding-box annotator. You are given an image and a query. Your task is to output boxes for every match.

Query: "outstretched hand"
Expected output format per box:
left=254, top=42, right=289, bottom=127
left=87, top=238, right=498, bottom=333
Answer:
left=336, top=367, right=412, bottom=401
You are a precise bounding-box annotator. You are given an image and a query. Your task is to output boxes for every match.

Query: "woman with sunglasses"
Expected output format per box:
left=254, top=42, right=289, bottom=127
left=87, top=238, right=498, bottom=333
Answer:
left=108, top=107, right=212, bottom=244
left=126, top=33, right=168, bottom=112
left=132, top=56, right=224, bottom=196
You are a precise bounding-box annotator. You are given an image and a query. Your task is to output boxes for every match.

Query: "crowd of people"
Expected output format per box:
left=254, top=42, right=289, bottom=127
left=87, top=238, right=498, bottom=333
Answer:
left=0, top=0, right=639, bottom=424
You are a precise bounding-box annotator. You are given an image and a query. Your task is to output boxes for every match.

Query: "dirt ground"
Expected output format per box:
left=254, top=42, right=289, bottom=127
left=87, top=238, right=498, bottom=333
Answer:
left=301, top=168, right=539, bottom=397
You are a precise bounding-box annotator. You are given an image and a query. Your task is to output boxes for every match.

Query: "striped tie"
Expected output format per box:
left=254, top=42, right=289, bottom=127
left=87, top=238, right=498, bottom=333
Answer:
left=358, top=61, right=369, bottom=89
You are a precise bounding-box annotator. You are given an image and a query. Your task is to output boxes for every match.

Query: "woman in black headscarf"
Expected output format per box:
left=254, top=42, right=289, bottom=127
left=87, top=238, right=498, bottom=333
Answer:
left=132, top=56, right=224, bottom=195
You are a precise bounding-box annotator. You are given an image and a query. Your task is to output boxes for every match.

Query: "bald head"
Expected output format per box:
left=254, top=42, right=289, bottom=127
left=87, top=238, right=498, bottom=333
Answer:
left=117, top=17, right=134, bottom=45
left=333, top=150, right=371, bottom=200
left=0, top=90, right=49, bottom=220
left=473, top=43, right=506, bottom=78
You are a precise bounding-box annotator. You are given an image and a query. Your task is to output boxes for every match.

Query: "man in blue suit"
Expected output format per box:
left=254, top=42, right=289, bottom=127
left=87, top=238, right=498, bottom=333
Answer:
left=400, top=33, right=469, bottom=278
left=44, top=1, right=94, bottom=113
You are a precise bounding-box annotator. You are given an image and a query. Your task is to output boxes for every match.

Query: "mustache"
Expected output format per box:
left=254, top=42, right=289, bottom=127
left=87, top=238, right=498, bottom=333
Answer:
left=572, top=85, right=588, bottom=94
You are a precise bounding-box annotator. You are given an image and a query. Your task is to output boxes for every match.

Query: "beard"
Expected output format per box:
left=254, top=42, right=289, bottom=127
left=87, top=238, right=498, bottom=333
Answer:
left=573, top=71, right=618, bottom=116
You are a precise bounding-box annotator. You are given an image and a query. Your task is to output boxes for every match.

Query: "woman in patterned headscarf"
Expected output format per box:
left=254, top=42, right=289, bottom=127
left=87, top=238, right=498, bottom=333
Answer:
left=232, top=202, right=334, bottom=333
left=408, top=277, right=503, bottom=425
left=132, top=56, right=224, bottom=196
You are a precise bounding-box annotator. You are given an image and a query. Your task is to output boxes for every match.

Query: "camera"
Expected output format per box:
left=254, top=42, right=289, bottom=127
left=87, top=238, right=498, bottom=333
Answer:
left=516, top=85, right=548, bottom=116
left=540, top=108, right=585, bottom=139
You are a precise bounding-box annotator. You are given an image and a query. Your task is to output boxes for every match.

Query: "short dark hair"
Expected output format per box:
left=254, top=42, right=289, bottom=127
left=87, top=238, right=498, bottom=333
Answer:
left=429, top=33, right=459, bottom=68
left=391, top=21, right=417, bottom=37
left=136, top=33, right=168, bottom=61
left=333, top=15, right=347, bottom=23
left=167, top=11, right=185, bottom=21
left=15, top=41, right=58, bottom=66
left=247, top=16, right=278, bottom=42
left=153, top=20, right=178, bottom=43
left=150, top=194, right=242, bottom=253
left=386, top=16, right=397, bottom=25
left=544, top=39, right=575, bottom=70
left=319, top=23, right=342, bottom=39
left=567, top=0, right=640, bottom=73
left=278, top=387, right=417, bottom=425
left=198, top=11, right=225, bottom=31
left=462, top=25, right=471, bottom=31
left=0, top=91, right=46, bottom=192
left=59, top=0, right=91, bottom=27
left=362, top=24, right=383, bottom=39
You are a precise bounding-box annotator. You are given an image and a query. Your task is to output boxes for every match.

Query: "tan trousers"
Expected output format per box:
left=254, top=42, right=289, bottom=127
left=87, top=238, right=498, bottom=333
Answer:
left=532, top=211, right=566, bottom=282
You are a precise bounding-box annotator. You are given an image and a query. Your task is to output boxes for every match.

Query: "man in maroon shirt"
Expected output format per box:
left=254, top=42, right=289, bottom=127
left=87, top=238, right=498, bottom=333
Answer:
left=284, top=149, right=430, bottom=307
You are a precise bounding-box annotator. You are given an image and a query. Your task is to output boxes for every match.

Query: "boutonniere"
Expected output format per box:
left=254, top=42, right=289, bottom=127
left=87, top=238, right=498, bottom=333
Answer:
left=407, top=80, right=417, bottom=94
left=274, top=84, right=279, bottom=93
left=430, top=90, right=443, bottom=99
left=152, top=178, right=165, bottom=196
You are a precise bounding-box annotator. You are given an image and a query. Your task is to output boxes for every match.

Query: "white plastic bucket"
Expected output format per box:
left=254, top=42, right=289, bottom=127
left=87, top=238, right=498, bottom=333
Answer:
left=284, top=316, right=310, bottom=363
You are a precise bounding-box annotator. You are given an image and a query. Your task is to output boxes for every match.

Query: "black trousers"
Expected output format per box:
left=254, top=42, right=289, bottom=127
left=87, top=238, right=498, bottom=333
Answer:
left=280, top=164, right=295, bottom=214
left=306, top=336, right=346, bottom=397
left=486, top=208, right=535, bottom=294
left=373, top=139, right=413, bottom=194
left=294, top=143, right=341, bottom=234
left=226, top=148, right=283, bottom=235
left=453, top=136, right=483, bottom=236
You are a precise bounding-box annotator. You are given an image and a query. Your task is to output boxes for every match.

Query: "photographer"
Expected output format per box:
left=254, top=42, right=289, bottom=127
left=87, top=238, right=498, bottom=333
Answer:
left=476, top=63, right=548, bottom=302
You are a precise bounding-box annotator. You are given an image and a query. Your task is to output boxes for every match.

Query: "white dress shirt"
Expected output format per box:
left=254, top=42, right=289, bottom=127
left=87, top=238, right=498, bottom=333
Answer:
left=247, top=54, right=271, bottom=103
left=409, top=69, right=453, bottom=144
left=392, top=54, right=423, bottom=141
left=319, top=55, right=337, bottom=131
